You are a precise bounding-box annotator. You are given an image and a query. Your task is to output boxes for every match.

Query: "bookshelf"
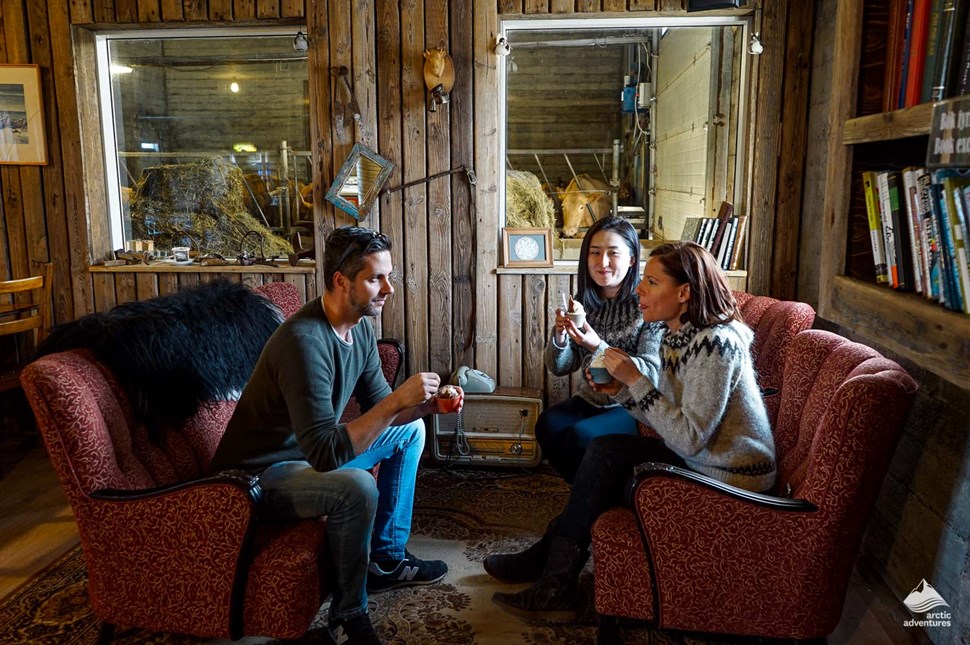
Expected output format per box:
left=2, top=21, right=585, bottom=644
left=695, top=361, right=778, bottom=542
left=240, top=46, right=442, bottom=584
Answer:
left=821, top=0, right=970, bottom=391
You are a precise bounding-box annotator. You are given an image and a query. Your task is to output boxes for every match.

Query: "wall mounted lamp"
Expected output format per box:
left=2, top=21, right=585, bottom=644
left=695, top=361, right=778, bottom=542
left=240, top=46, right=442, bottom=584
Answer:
left=423, top=48, right=454, bottom=112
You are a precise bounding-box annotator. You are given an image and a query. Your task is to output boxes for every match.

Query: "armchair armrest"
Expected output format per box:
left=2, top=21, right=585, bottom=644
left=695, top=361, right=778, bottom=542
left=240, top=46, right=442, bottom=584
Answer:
left=630, top=462, right=816, bottom=512
left=81, top=471, right=262, bottom=639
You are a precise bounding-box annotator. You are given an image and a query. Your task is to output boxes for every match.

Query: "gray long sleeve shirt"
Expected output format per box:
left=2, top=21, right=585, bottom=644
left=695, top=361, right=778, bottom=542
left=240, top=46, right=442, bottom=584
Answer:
left=209, top=298, right=391, bottom=473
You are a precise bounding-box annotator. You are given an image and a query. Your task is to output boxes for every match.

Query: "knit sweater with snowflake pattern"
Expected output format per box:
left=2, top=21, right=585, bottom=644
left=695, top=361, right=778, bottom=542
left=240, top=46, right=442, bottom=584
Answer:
left=545, top=294, right=664, bottom=408
left=612, top=319, right=776, bottom=492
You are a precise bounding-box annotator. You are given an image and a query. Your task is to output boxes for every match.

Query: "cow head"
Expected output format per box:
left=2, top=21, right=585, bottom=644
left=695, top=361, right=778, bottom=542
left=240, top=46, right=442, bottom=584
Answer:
left=560, top=176, right=612, bottom=238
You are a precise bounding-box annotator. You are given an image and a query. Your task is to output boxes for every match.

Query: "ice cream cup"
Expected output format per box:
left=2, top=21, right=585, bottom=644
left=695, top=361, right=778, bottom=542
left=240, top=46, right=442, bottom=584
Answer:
left=588, top=367, right=612, bottom=384
left=567, top=311, right=586, bottom=329
left=436, top=386, right=461, bottom=413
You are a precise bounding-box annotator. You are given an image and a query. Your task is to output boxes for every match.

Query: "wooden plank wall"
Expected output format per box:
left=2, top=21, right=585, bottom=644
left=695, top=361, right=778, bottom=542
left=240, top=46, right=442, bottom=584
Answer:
left=0, top=0, right=805, bottom=408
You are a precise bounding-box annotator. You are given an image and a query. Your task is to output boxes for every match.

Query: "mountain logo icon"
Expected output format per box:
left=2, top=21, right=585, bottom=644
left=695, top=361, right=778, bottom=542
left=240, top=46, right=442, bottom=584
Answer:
left=903, top=579, right=950, bottom=614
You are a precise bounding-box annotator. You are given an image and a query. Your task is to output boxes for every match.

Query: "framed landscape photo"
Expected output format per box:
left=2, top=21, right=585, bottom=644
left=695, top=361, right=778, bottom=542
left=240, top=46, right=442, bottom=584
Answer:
left=0, top=65, right=47, bottom=165
left=503, top=227, right=554, bottom=268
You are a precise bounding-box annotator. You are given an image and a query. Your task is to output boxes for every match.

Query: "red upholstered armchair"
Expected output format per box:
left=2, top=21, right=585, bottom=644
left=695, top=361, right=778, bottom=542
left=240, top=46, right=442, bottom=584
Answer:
left=20, top=282, right=403, bottom=642
left=592, top=329, right=918, bottom=642
left=732, top=291, right=816, bottom=423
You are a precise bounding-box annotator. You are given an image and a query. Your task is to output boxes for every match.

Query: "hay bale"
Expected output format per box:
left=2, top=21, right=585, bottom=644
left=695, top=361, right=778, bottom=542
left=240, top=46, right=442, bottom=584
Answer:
left=130, top=157, right=292, bottom=258
left=506, top=170, right=557, bottom=240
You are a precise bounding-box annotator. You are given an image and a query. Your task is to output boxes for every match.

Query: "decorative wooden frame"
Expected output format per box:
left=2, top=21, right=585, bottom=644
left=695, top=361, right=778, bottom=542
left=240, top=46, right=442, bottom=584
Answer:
left=325, top=142, right=394, bottom=220
left=503, top=227, right=554, bottom=267
left=0, top=65, right=47, bottom=165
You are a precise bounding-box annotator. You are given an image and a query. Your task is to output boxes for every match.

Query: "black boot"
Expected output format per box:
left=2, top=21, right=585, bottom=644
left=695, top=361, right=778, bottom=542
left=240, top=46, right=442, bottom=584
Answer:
left=491, top=535, right=589, bottom=622
left=483, top=515, right=560, bottom=583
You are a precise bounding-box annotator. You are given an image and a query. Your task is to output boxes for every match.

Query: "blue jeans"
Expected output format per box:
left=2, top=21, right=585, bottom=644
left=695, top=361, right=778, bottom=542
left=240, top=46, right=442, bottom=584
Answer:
left=535, top=396, right=639, bottom=484
left=257, top=419, right=425, bottom=620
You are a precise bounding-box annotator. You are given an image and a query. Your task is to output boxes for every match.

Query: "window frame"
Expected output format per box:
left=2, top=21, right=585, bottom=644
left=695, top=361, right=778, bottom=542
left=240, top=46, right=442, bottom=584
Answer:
left=94, top=26, right=308, bottom=253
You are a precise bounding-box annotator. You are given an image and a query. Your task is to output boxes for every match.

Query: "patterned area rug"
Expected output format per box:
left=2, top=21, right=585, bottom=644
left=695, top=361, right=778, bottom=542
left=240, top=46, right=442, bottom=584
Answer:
left=0, top=466, right=778, bottom=644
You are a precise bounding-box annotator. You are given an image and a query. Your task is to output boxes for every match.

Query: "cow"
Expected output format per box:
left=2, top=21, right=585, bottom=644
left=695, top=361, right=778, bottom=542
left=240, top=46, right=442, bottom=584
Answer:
left=560, top=174, right=613, bottom=238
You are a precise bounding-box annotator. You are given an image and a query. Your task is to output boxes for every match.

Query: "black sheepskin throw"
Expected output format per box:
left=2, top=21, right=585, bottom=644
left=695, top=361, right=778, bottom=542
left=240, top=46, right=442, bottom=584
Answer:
left=37, top=279, right=283, bottom=436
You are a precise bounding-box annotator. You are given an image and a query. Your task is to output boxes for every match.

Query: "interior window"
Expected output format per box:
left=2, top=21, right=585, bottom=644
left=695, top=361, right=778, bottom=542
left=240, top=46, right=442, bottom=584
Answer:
left=96, top=28, right=310, bottom=260
left=500, top=17, right=748, bottom=262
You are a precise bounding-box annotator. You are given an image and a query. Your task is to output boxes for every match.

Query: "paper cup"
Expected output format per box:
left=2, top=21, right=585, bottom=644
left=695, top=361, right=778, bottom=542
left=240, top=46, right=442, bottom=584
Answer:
left=567, top=311, right=586, bottom=329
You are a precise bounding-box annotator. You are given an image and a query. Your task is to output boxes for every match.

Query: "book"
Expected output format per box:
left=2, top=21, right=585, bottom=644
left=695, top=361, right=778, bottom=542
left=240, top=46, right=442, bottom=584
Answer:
left=901, top=167, right=925, bottom=294
left=887, top=171, right=914, bottom=290
left=708, top=201, right=735, bottom=259
left=729, top=214, right=747, bottom=270
left=887, top=0, right=910, bottom=111
left=956, top=9, right=970, bottom=94
left=898, top=0, right=917, bottom=109
left=930, top=0, right=970, bottom=100
left=721, top=217, right=738, bottom=270
left=917, top=171, right=944, bottom=301
left=681, top=217, right=702, bottom=242
left=905, top=0, right=933, bottom=107
left=862, top=171, right=890, bottom=283
left=922, top=0, right=946, bottom=102
left=718, top=217, right=738, bottom=270
left=930, top=174, right=961, bottom=309
left=951, top=186, right=970, bottom=312
left=939, top=171, right=970, bottom=312
left=876, top=171, right=901, bottom=287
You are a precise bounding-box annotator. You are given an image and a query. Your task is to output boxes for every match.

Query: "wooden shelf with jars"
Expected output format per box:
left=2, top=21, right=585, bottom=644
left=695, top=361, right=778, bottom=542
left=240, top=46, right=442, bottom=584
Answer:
left=820, top=0, right=970, bottom=390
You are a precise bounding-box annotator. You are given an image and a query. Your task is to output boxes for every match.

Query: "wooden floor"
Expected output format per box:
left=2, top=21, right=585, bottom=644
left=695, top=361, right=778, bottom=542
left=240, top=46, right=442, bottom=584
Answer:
left=0, top=446, right=931, bottom=644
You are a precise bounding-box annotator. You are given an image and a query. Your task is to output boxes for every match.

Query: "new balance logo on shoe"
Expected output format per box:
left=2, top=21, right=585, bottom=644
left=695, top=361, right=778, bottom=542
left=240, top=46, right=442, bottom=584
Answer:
left=331, top=625, right=349, bottom=645
left=366, top=551, right=448, bottom=594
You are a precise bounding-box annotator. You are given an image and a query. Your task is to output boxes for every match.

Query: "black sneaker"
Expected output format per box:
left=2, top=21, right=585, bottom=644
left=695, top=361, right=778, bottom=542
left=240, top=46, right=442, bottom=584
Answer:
left=327, top=613, right=382, bottom=645
left=366, top=549, right=448, bottom=593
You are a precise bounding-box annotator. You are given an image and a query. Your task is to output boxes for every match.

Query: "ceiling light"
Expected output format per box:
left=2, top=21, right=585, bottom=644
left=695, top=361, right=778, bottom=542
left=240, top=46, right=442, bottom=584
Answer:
left=110, top=64, right=133, bottom=74
left=230, top=81, right=240, bottom=93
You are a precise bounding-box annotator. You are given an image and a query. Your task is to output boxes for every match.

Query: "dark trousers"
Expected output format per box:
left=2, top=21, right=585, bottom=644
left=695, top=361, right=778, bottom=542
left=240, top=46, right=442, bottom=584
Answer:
left=535, top=396, right=638, bottom=484
left=556, top=434, right=685, bottom=549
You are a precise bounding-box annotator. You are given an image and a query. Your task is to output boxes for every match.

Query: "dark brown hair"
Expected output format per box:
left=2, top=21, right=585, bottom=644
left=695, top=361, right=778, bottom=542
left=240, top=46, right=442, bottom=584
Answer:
left=323, top=226, right=392, bottom=290
left=649, top=241, right=739, bottom=328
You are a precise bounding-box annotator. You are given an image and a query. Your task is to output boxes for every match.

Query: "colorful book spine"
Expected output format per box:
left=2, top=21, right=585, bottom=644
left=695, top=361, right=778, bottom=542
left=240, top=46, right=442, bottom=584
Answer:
left=863, top=171, right=890, bottom=284
left=930, top=175, right=960, bottom=309
left=905, top=0, right=933, bottom=107
left=729, top=215, right=747, bottom=271
left=922, top=0, right=946, bottom=102
left=902, top=167, right=925, bottom=294
left=877, top=171, right=901, bottom=287
left=917, top=172, right=943, bottom=301
left=950, top=186, right=970, bottom=312
left=899, top=0, right=917, bottom=109
left=887, top=171, right=914, bottom=290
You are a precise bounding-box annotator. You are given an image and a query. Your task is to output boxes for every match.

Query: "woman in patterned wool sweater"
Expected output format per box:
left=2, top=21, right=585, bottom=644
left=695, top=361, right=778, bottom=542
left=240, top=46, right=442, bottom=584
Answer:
left=492, top=241, right=775, bottom=622
left=484, top=216, right=663, bottom=585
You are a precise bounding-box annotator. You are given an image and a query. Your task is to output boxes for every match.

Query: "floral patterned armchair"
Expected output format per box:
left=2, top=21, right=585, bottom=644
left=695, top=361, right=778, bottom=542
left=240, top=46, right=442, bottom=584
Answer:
left=592, top=329, right=918, bottom=641
left=20, top=282, right=402, bottom=642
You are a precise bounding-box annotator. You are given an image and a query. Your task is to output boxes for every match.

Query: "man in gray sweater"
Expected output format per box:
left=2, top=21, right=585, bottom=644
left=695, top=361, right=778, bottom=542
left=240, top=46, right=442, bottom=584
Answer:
left=211, top=226, right=459, bottom=645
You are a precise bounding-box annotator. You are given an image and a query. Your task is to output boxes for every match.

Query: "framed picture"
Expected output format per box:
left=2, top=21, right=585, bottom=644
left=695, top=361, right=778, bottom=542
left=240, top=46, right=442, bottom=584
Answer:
left=503, top=227, right=554, bottom=267
left=0, top=65, right=48, bottom=165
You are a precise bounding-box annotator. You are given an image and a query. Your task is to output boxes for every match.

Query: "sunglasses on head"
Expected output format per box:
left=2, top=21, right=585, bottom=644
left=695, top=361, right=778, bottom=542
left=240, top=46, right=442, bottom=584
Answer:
left=334, top=230, right=390, bottom=273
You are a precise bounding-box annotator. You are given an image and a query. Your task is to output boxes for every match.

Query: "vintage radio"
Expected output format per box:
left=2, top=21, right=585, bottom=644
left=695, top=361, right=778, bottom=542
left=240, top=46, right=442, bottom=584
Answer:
left=432, top=387, right=543, bottom=467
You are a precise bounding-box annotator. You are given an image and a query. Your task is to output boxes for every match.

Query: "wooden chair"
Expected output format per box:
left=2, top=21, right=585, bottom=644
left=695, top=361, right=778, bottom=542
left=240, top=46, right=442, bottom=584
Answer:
left=0, top=263, right=53, bottom=392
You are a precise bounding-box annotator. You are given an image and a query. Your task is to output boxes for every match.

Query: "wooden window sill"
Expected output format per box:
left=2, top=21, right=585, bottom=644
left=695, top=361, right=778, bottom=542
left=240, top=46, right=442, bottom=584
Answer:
left=90, top=262, right=315, bottom=274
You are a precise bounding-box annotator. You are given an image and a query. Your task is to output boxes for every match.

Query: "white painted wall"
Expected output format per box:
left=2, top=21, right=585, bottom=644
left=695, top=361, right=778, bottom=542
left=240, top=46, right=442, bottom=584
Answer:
left=653, top=27, right=713, bottom=240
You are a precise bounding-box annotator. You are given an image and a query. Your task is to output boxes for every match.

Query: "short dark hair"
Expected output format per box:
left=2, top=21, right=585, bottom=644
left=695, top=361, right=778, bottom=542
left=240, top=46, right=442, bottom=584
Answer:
left=649, top=241, right=739, bottom=328
left=576, top=216, right=641, bottom=310
left=323, top=226, right=392, bottom=290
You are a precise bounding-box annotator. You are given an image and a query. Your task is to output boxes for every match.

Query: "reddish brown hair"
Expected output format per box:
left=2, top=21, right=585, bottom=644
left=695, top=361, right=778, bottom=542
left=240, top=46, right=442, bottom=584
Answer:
left=649, top=241, right=739, bottom=328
